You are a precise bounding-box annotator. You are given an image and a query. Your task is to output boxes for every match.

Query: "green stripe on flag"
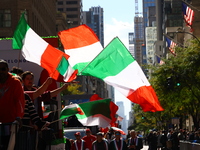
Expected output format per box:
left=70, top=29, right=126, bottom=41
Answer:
left=57, top=56, right=69, bottom=76
left=81, top=37, right=135, bottom=79
left=12, top=12, right=30, bottom=49
left=60, top=106, right=80, bottom=120
left=76, top=99, right=112, bottom=120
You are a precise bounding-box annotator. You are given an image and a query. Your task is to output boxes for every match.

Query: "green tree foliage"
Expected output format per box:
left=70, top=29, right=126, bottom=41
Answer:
left=61, top=83, right=84, bottom=95
left=150, top=39, right=200, bottom=129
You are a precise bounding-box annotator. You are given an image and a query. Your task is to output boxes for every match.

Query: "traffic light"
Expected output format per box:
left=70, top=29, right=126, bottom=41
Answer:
left=141, top=114, right=145, bottom=119
left=166, top=76, right=174, bottom=90
left=176, top=76, right=181, bottom=86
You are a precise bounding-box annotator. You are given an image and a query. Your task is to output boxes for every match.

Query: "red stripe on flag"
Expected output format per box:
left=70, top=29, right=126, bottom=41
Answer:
left=40, top=44, right=70, bottom=81
left=58, top=24, right=100, bottom=49
left=127, top=86, right=164, bottom=112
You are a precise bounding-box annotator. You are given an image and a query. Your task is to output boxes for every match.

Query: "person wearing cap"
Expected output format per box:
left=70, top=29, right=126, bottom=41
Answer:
left=71, top=132, right=86, bottom=150
left=110, top=131, right=127, bottom=150
left=92, top=132, right=109, bottom=150
left=82, top=128, right=96, bottom=150
left=127, top=130, right=143, bottom=150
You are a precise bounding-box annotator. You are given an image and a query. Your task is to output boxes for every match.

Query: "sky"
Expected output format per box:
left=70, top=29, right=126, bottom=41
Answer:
left=82, top=0, right=142, bottom=119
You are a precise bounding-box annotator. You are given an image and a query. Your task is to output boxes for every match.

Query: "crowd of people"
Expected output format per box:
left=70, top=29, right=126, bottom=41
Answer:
left=144, top=128, right=200, bottom=150
left=66, top=128, right=143, bottom=150
left=0, top=59, right=68, bottom=149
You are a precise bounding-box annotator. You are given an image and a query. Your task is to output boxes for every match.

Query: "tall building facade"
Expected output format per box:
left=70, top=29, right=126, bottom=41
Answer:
left=0, top=0, right=57, bottom=38
left=56, top=0, right=83, bottom=28
left=128, top=32, right=135, bottom=57
left=116, top=101, right=128, bottom=135
left=155, top=0, right=200, bottom=60
left=83, top=6, right=104, bottom=47
left=143, top=0, right=156, bottom=29
left=134, top=16, right=144, bottom=65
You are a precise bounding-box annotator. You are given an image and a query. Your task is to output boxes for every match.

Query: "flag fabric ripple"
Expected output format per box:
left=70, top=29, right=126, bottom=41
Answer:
left=81, top=37, right=164, bottom=112
left=12, top=13, right=77, bottom=82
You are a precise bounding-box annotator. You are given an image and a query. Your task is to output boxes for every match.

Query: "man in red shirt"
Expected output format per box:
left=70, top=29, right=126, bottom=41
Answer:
left=0, top=60, right=25, bottom=149
left=71, top=132, right=86, bottom=150
left=82, top=128, right=96, bottom=150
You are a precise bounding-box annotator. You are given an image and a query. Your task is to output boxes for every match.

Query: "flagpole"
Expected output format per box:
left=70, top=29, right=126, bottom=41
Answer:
left=182, top=0, right=200, bottom=12
left=163, top=33, right=184, bottom=47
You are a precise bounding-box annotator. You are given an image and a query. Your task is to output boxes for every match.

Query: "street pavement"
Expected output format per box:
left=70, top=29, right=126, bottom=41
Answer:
left=142, top=145, right=149, bottom=150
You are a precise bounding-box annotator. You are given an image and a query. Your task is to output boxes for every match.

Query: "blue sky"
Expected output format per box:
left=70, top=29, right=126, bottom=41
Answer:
left=82, top=0, right=143, bottom=118
left=82, top=0, right=137, bottom=48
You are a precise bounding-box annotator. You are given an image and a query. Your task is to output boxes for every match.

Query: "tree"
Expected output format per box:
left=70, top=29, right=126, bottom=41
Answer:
left=61, top=83, right=84, bottom=95
left=150, top=39, right=200, bottom=129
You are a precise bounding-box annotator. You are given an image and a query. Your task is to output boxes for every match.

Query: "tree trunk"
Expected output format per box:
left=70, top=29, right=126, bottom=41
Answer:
left=192, top=115, right=199, bottom=130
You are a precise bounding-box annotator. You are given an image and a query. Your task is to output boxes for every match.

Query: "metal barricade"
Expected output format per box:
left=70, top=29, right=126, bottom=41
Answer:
left=180, top=140, right=200, bottom=150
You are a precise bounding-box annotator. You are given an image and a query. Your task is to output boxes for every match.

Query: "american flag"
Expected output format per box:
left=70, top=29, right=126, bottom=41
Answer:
left=156, top=55, right=165, bottom=65
left=166, top=38, right=177, bottom=55
left=182, top=2, right=194, bottom=29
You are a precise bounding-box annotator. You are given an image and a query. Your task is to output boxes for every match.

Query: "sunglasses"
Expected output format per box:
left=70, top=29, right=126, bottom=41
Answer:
left=0, top=67, right=7, bottom=71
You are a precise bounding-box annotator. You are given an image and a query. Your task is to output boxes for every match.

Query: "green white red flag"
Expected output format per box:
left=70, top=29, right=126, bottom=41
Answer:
left=81, top=37, right=164, bottom=112
left=60, top=99, right=118, bottom=128
left=58, top=24, right=103, bottom=73
left=12, top=13, right=77, bottom=82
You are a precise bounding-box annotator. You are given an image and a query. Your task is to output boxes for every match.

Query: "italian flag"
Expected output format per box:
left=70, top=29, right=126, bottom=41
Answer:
left=60, top=104, right=83, bottom=120
left=58, top=24, right=103, bottom=73
left=60, top=99, right=118, bottom=128
left=12, top=13, right=77, bottom=82
left=81, top=37, right=164, bottom=112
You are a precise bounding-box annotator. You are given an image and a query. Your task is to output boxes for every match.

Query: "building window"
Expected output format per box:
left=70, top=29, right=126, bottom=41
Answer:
left=57, top=1, right=63, bottom=5
left=57, top=8, right=64, bottom=11
left=67, top=14, right=78, bottom=18
left=0, top=9, right=11, bottom=27
left=66, top=8, right=78, bottom=11
left=66, top=1, right=78, bottom=4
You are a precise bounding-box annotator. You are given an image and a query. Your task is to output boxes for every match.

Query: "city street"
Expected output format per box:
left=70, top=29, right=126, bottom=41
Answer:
left=142, top=145, right=149, bottom=150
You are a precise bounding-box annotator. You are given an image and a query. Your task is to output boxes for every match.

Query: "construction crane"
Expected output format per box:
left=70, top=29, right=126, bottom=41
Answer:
left=135, top=0, right=142, bottom=16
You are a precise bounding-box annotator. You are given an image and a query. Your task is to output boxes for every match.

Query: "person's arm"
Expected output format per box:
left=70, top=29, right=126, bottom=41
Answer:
left=32, top=77, right=53, bottom=99
left=50, top=83, right=68, bottom=98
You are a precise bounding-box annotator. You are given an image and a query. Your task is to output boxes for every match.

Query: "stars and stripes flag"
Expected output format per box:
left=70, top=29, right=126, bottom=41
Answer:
left=156, top=55, right=165, bottom=65
left=182, top=2, right=194, bottom=31
left=166, top=38, right=177, bottom=56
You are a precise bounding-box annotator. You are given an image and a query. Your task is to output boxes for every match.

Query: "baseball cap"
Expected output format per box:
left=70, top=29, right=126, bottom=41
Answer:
left=86, top=128, right=91, bottom=132
left=74, top=132, right=81, bottom=136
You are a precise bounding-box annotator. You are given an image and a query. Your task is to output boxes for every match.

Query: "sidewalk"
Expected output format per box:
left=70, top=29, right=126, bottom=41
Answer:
left=142, top=145, right=149, bottom=150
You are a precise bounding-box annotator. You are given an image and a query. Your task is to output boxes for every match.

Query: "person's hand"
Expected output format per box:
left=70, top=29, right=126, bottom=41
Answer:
left=14, top=117, right=22, bottom=128
left=41, top=121, right=50, bottom=130
left=46, top=77, right=53, bottom=85
left=61, top=83, right=68, bottom=91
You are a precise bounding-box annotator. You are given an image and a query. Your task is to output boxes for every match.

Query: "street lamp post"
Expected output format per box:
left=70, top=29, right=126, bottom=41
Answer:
left=176, top=28, right=200, bottom=43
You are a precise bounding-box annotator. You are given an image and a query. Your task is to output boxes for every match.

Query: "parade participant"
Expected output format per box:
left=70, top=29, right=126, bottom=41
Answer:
left=21, top=71, right=68, bottom=118
left=110, top=131, right=127, bottom=150
left=71, top=132, right=86, bottom=150
left=82, top=128, right=96, bottom=150
left=0, top=59, right=25, bottom=150
left=105, top=128, right=115, bottom=143
left=14, top=75, right=50, bottom=130
left=127, top=130, right=143, bottom=150
left=92, top=132, right=109, bottom=150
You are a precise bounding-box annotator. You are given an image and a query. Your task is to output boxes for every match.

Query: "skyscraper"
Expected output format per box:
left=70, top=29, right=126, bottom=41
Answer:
left=56, top=0, right=83, bottom=28
left=83, top=6, right=104, bottom=47
left=134, top=16, right=144, bottom=65
left=128, top=32, right=135, bottom=57
left=0, top=0, right=57, bottom=38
